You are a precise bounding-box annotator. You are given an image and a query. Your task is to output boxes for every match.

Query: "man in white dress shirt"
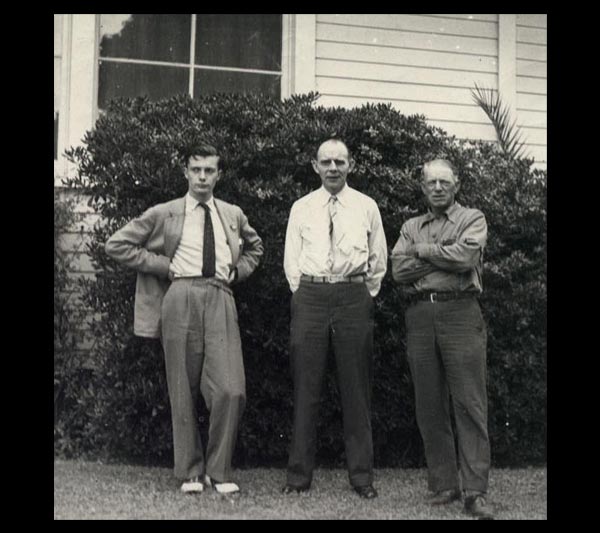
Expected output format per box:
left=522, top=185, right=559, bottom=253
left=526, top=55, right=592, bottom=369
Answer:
left=282, top=138, right=387, bottom=498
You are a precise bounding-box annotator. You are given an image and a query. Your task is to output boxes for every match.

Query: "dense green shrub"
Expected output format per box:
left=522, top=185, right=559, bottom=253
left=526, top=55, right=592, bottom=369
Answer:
left=54, top=191, right=96, bottom=457
left=63, top=93, right=546, bottom=467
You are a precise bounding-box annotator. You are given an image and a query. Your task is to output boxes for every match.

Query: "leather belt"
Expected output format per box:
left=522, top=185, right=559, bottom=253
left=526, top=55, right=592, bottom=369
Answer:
left=172, top=276, right=233, bottom=295
left=300, top=274, right=366, bottom=284
left=412, top=291, right=478, bottom=303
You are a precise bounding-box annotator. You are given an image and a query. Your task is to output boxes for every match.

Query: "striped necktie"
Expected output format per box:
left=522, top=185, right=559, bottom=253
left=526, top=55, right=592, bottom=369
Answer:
left=327, top=195, right=338, bottom=270
left=198, top=203, right=216, bottom=278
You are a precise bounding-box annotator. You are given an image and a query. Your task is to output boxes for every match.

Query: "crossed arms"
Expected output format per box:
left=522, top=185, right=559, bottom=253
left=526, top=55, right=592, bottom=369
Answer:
left=390, top=210, right=487, bottom=284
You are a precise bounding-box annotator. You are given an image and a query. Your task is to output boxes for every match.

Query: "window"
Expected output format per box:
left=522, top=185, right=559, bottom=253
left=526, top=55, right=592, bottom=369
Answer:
left=98, top=14, right=282, bottom=111
left=54, top=14, right=63, bottom=159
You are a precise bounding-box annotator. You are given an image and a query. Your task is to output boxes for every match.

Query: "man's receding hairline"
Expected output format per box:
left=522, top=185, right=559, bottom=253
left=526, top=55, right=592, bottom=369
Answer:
left=316, top=139, right=351, bottom=159
left=422, top=159, right=457, bottom=180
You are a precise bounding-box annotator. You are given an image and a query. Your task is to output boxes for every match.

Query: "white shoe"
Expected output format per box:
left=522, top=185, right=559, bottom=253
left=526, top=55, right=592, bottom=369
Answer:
left=204, top=474, right=240, bottom=494
left=181, top=476, right=204, bottom=493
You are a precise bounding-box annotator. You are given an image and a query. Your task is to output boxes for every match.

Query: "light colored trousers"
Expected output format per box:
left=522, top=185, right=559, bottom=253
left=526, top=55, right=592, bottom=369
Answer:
left=161, top=277, right=246, bottom=482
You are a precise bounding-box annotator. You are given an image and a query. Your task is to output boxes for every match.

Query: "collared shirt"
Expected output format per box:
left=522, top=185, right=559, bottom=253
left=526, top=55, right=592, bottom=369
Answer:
left=284, top=184, right=388, bottom=297
left=170, top=193, right=232, bottom=281
left=390, top=202, right=487, bottom=294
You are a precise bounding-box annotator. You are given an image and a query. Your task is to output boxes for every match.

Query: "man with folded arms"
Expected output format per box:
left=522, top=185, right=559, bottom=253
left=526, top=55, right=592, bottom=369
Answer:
left=105, top=144, right=263, bottom=496
left=390, top=159, right=495, bottom=519
left=282, top=138, right=387, bottom=499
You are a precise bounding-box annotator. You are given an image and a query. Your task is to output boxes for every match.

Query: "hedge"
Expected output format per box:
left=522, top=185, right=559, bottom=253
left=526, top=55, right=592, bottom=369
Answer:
left=61, top=92, right=546, bottom=468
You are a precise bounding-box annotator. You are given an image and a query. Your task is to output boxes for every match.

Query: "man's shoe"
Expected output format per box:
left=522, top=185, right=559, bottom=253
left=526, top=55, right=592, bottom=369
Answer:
left=281, top=484, right=310, bottom=494
left=464, top=494, right=495, bottom=520
left=353, top=485, right=378, bottom=499
left=204, top=474, right=240, bottom=495
left=429, top=488, right=462, bottom=505
left=180, top=476, right=204, bottom=494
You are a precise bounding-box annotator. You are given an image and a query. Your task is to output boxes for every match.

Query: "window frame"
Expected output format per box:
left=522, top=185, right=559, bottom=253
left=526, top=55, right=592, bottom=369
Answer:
left=96, top=14, right=287, bottom=111
left=54, top=14, right=72, bottom=177
left=55, top=14, right=298, bottom=185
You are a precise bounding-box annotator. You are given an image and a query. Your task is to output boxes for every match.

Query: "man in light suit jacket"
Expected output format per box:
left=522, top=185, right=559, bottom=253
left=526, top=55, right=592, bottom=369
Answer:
left=105, top=144, right=263, bottom=495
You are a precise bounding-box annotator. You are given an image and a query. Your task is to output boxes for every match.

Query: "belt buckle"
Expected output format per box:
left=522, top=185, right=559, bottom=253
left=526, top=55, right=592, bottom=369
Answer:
left=429, top=292, right=437, bottom=303
left=328, top=275, right=341, bottom=284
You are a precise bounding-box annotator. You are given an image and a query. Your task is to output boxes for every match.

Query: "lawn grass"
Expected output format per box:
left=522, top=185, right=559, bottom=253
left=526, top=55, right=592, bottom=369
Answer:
left=54, top=459, right=546, bottom=520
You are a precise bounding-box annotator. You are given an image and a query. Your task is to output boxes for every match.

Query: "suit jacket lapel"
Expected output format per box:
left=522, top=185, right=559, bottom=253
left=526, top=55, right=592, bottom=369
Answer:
left=164, top=197, right=186, bottom=258
left=214, top=198, right=240, bottom=264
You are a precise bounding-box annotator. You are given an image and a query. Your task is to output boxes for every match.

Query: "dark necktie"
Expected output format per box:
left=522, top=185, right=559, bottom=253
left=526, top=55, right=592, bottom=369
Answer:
left=199, top=203, right=216, bottom=278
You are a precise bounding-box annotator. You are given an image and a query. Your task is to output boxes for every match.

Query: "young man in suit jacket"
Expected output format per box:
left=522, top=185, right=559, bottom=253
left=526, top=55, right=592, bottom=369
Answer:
left=105, top=144, right=263, bottom=495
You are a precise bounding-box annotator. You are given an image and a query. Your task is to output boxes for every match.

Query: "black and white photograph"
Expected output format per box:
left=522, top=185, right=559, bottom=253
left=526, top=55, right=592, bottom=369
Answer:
left=54, top=13, right=547, bottom=520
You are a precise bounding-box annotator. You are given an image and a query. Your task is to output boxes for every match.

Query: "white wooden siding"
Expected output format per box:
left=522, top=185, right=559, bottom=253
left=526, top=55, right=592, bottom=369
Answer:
left=517, top=92, right=546, bottom=112
left=316, top=21, right=498, bottom=56
left=516, top=14, right=547, bottom=28
left=316, top=41, right=498, bottom=73
left=318, top=13, right=499, bottom=38
left=56, top=189, right=98, bottom=355
left=426, top=14, right=497, bottom=22
left=315, top=14, right=500, bottom=144
left=315, top=13, right=547, bottom=168
left=516, top=14, right=547, bottom=166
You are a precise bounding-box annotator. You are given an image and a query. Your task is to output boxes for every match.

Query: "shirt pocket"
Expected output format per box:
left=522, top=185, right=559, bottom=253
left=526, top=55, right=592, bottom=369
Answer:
left=338, top=218, right=369, bottom=255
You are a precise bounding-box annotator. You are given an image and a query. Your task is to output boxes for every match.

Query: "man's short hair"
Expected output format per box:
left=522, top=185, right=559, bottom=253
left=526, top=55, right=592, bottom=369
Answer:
left=315, top=138, right=352, bottom=160
left=183, top=144, right=221, bottom=168
left=421, top=159, right=457, bottom=180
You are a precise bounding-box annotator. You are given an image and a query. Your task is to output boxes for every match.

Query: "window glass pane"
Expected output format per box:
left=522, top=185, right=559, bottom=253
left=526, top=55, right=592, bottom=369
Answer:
left=195, top=14, right=281, bottom=71
left=54, top=57, right=61, bottom=159
left=100, top=14, right=191, bottom=63
left=193, top=69, right=280, bottom=98
left=54, top=14, right=63, bottom=56
left=98, top=62, right=189, bottom=110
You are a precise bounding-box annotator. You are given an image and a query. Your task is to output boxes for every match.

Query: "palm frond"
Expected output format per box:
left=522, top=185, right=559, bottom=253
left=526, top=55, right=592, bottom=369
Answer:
left=471, top=83, right=529, bottom=160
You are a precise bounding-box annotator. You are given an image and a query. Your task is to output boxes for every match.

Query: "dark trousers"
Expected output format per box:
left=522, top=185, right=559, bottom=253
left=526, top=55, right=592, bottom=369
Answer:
left=160, top=278, right=246, bottom=482
left=286, top=281, right=374, bottom=488
left=405, top=297, right=490, bottom=493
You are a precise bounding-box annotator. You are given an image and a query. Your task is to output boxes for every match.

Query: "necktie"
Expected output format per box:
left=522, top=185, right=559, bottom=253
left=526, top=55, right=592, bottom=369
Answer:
left=327, top=195, right=338, bottom=270
left=199, top=203, right=216, bottom=278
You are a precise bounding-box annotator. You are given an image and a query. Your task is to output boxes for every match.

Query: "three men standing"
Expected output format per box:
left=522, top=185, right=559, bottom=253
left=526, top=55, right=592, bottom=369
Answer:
left=105, top=141, right=495, bottom=517
left=282, top=139, right=388, bottom=498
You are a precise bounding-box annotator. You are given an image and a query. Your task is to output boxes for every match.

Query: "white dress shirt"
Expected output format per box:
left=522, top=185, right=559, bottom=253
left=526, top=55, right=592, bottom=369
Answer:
left=170, top=194, right=232, bottom=282
left=284, top=184, right=388, bottom=296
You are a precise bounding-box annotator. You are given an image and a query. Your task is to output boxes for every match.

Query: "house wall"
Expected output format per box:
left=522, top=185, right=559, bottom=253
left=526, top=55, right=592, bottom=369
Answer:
left=55, top=187, right=99, bottom=355
left=311, top=13, right=547, bottom=168
left=55, top=14, right=547, bottom=182
left=515, top=14, right=547, bottom=165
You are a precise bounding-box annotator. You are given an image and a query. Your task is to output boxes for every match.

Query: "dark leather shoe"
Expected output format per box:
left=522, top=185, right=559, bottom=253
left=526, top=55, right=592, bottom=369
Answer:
left=464, top=494, right=495, bottom=520
left=429, top=488, right=462, bottom=505
left=353, top=485, right=378, bottom=499
left=281, top=484, right=309, bottom=494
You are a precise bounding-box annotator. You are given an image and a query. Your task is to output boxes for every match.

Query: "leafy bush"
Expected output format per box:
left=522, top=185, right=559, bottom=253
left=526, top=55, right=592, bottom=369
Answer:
left=63, top=92, right=546, bottom=467
left=54, top=190, right=96, bottom=457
